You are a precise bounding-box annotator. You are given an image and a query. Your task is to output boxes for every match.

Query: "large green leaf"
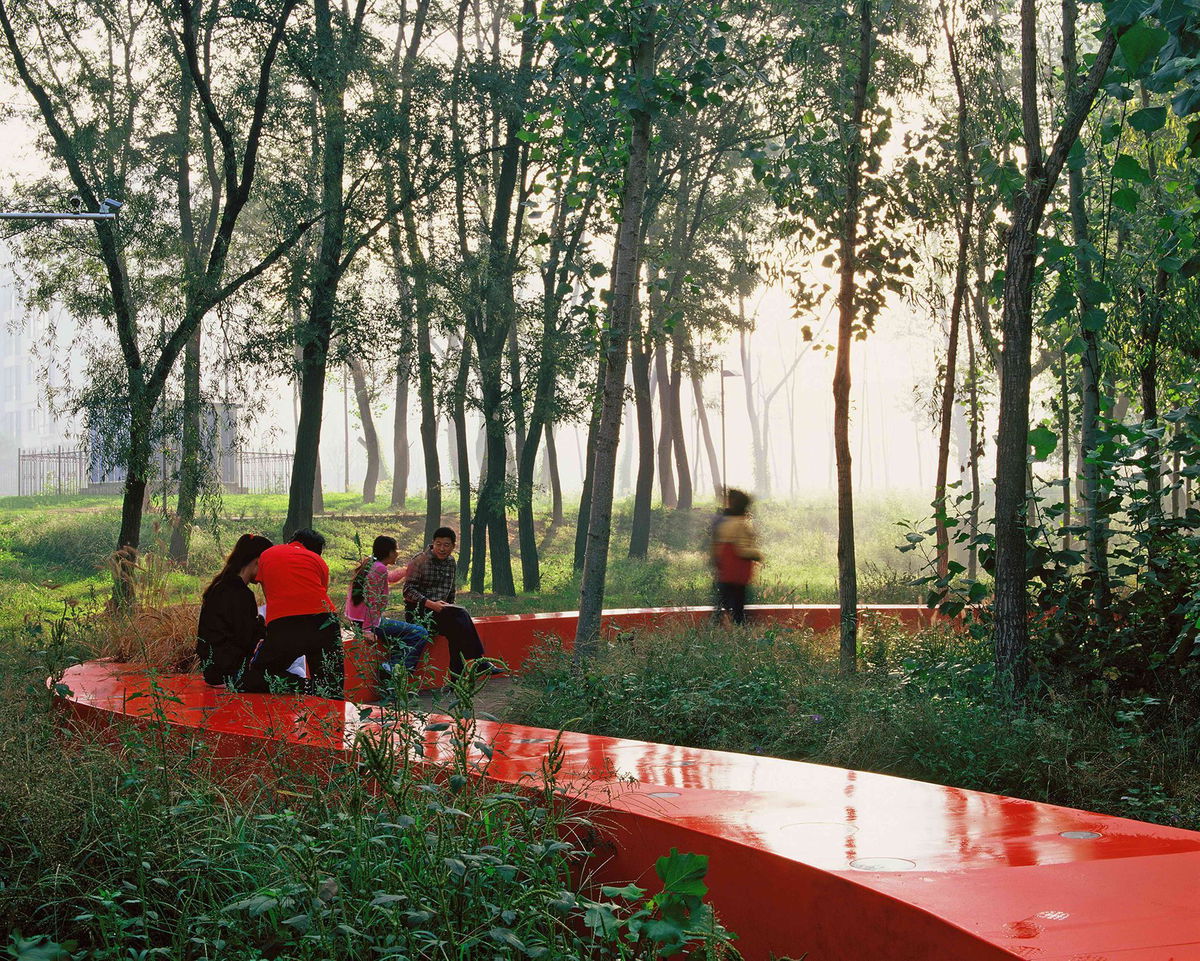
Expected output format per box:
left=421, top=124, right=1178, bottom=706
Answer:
left=1029, top=425, right=1059, bottom=462
left=654, top=849, right=709, bottom=899
left=1112, top=187, right=1140, bottom=212
left=1112, top=153, right=1152, bottom=182
left=1128, top=105, right=1167, bottom=131
left=1105, top=0, right=1151, bottom=28
left=1118, top=21, right=1169, bottom=74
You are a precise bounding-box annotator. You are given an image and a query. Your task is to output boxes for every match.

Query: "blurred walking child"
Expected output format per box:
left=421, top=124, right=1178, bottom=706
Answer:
left=711, top=489, right=762, bottom=626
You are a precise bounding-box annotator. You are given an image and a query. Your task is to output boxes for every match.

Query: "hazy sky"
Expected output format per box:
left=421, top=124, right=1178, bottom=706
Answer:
left=0, top=76, right=963, bottom=503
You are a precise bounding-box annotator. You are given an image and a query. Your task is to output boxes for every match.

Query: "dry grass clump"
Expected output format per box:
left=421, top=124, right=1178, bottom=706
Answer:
left=90, top=602, right=201, bottom=673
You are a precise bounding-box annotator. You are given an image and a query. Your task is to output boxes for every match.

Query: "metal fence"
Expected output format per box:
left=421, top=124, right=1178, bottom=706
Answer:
left=18, top=446, right=88, bottom=496
left=236, top=451, right=293, bottom=495
left=14, top=447, right=292, bottom=496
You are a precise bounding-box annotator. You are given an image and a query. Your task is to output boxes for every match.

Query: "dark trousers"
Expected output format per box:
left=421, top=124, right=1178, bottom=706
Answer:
left=246, top=612, right=343, bottom=698
left=714, top=582, right=748, bottom=626
left=409, top=606, right=485, bottom=676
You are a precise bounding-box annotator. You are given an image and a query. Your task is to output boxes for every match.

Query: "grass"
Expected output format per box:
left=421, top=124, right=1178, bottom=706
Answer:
left=0, top=626, right=740, bottom=960
left=505, top=619, right=1200, bottom=831
left=0, top=489, right=932, bottom=631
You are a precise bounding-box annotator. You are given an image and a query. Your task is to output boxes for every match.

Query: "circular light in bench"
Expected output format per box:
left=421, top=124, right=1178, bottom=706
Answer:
left=849, top=857, right=917, bottom=872
left=1059, top=830, right=1102, bottom=840
left=510, top=737, right=548, bottom=744
left=647, top=791, right=681, bottom=798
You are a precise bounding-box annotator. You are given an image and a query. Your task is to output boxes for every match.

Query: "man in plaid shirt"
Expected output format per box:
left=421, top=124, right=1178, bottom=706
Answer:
left=404, top=526, right=494, bottom=677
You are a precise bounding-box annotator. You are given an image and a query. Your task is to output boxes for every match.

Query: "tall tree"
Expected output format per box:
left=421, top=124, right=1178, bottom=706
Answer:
left=0, top=0, right=302, bottom=600
left=991, top=0, right=1120, bottom=689
left=932, top=0, right=977, bottom=581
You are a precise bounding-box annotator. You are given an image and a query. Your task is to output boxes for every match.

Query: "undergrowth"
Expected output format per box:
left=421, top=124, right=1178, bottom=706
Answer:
left=0, top=618, right=741, bottom=960
left=506, top=620, right=1200, bottom=830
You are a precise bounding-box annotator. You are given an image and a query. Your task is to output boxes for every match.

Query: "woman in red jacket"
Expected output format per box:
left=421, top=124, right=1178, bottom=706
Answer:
left=245, top=528, right=342, bottom=697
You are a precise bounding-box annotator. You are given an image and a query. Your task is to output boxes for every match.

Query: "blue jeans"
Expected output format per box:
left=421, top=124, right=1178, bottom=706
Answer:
left=375, top=617, right=432, bottom=672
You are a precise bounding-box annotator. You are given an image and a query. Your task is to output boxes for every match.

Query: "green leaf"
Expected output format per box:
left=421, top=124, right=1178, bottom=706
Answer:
left=1029, top=425, right=1058, bottom=461
left=583, top=904, right=620, bottom=937
left=1128, top=105, right=1167, bottom=132
left=1111, top=153, right=1152, bottom=182
left=1067, top=138, right=1087, bottom=171
left=1064, top=335, right=1088, bottom=355
left=1118, top=21, right=1168, bottom=74
left=1082, top=307, right=1107, bottom=332
left=1112, top=186, right=1139, bottom=212
left=1104, top=0, right=1151, bottom=28
left=655, top=849, right=709, bottom=899
left=488, top=928, right=527, bottom=952
left=601, top=883, right=646, bottom=900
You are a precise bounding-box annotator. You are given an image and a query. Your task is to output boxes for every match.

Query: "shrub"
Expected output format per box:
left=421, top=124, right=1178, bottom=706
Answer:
left=508, top=621, right=1200, bottom=829
left=0, top=625, right=740, bottom=960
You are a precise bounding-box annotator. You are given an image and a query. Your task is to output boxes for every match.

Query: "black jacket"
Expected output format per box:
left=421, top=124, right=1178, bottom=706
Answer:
left=196, top=574, right=265, bottom=686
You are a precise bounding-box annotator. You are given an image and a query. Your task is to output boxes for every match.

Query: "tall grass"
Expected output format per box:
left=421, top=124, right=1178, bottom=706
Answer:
left=0, top=619, right=741, bottom=960
left=506, top=620, right=1200, bottom=830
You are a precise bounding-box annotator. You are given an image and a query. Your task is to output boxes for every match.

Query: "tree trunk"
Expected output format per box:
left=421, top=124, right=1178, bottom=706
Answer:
left=832, top=0, right=874, bottom=675
left=546, top=422, right=564, bottom=525
left=349, top=358, right=382, bottom=503
left=509, top=322, right=527, bottom=463
left=668, top=325, right=692, bottom=511
left=392, top=353, right=410, bottom=507
left=629, top=302, right=655, bottom=558
left=415, top=314, right=441, bottom=544
left=170, top=323, right=203, bottom=564
left=1140, top=270, right=1166, bottom=521
left=284, top=0, right=352, bottom=539
left=576, top=27, right=654, bottom=653
left=992, top=0, right=1118, bottom=690
left=686, top=344, right=722, bottom=498
left=934, top=11, right=975, bottom=581
left=574, top=346, right=606, bottom=570
left=653, top=332, right=677, bottom=508
left=739, top=322, right=768, bottom=494
left=450, top=337, right=473, bottom=581
left=114, top=403, right=154, bottom=606
left=1059, top=351, right=1071, bottom=553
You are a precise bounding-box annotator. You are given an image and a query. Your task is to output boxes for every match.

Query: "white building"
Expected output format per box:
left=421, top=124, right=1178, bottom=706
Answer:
left=0, top=266, right=80, bottom=494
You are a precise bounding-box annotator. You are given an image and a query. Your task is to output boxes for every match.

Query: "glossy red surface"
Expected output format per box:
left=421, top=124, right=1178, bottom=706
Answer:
left=57, top=606, right=1200, bottom=961
left=345, top=604, right=948, bottom=699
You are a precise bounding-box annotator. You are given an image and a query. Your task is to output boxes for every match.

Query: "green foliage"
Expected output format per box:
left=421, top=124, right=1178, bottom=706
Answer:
left=507, top=621, right=1200, bottom=829
left=0, top=632, right=738, bottom=959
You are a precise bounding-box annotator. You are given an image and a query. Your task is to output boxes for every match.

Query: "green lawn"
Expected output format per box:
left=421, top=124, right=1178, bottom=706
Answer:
left=0, top=489, right=934, bottom=631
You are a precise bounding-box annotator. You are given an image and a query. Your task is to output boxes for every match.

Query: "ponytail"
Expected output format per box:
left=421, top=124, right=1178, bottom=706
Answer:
left=350, top=556, right=374, bottom=606
left=351, top=535, right=397, bottom=606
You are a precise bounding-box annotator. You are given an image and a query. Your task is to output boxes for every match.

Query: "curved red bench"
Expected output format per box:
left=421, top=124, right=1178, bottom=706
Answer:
left=345, top=603, right=946, bottom=699
left=58, top=606, right=1200, bottom=961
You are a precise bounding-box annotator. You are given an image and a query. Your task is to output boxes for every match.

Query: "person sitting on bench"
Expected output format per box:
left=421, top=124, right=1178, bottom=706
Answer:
left=402, top=527, right=497, bottom=678
left=246, top=528, right=342, bottom=697
left=345, top=534, right=430, bottom=673
left=195, top=533, right=273, bottom=689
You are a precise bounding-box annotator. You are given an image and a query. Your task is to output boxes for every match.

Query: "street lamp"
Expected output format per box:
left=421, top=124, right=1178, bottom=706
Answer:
left=720, top=368, right=740, bottom=502
left=0, top=198, right=123, bottom=221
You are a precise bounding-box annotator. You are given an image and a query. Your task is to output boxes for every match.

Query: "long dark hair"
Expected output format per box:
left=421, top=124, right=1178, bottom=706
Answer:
left=203, top=534, right=273, bottom=601
left=351, top=535, right=398, bottom=605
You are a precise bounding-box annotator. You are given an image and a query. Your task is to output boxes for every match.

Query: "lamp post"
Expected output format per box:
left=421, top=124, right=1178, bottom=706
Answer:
left=720, top=368, right=740, bottom=501
left=0, top=198, right=123, bottom=221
